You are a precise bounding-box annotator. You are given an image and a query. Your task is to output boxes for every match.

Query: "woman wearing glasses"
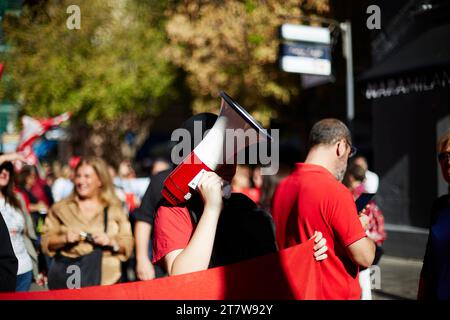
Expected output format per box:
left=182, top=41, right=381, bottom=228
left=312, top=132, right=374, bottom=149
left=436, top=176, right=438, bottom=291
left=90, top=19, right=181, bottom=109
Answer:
left=418, top=131, right=450, bottom=300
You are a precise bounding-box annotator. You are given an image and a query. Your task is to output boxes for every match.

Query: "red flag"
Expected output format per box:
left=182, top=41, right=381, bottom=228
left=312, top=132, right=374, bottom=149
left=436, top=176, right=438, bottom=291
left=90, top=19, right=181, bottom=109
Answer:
left=17, top=112, right=71, bottom=151
left=0, top=241, right=322, bottom=300
left=0, top=63, right=4, bottom=79
left=15, top=112, right=71, bottom=166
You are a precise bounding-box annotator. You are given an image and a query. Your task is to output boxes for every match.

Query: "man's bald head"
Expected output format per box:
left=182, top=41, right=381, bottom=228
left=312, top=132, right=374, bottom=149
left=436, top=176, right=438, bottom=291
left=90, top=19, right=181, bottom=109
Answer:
left=308, top=118, right=352, bottom=150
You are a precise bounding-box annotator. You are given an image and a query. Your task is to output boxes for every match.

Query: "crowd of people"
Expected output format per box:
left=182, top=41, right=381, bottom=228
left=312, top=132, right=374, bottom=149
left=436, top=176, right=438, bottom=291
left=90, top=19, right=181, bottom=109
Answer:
left=0, top=154, right=155, bottom=291
left=0, top=115, right=448, bottom=300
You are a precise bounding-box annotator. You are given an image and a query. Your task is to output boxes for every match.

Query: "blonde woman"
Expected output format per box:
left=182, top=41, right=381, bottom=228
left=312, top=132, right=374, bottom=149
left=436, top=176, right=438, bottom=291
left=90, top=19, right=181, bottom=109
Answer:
left=41, top=157, right=133, bottom=287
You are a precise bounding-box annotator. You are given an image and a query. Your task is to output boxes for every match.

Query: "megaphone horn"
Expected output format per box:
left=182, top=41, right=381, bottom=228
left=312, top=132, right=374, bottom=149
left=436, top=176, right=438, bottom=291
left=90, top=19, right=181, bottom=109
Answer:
left=162, top=91, right=272, bottom=206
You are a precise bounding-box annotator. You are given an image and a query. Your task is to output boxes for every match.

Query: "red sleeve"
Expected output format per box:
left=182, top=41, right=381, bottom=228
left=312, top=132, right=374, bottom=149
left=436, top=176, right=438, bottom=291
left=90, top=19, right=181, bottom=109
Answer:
left=152, top=205, right=194, bottom=264
left=328, top=188, right=367, bottom=247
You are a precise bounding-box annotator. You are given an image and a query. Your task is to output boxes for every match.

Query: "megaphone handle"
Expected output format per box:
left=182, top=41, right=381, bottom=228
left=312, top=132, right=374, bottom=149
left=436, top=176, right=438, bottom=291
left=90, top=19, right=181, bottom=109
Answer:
left=188, top=169, right=208, bottom=190
left=187, top=169, right=231, bottom=200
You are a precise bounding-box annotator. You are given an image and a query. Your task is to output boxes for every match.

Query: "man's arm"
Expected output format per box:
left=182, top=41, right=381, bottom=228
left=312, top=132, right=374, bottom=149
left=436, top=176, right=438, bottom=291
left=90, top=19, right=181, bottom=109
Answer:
left=346, top=213, right=375, bottom=267
left=133, top=171, right=167, bottom=280
left=346, top=237, right=376, bottom=268
left=134, top=221, right=155, bottom=280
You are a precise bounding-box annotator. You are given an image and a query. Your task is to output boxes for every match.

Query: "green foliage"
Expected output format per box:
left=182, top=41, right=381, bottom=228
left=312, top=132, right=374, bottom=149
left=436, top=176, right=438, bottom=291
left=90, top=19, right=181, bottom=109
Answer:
left=165, top=0, right=330, bottom=125
left=1, top=0, right=330, bottom=130
left=1, top=0, right=175, bottom=123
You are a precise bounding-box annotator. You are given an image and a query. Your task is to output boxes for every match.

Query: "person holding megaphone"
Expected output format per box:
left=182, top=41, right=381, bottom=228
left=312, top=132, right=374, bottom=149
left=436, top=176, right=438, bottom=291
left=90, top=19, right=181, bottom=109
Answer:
left=151, top=93, right=328, bottom=276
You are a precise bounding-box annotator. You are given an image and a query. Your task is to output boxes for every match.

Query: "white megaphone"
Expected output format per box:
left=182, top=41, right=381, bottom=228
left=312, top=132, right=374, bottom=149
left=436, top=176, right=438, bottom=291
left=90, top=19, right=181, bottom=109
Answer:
left=162, top=91, right=272, bottom=206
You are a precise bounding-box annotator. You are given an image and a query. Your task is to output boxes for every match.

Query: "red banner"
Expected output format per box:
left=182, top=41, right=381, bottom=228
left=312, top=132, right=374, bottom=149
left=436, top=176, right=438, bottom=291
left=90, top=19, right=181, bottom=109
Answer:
left=0, top=240, right=321, bottom=300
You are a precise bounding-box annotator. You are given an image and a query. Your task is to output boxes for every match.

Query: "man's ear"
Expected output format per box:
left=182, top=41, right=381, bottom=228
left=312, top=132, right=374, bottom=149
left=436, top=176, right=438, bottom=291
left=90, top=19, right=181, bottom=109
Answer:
left=336, top=140, right=345, bottom=158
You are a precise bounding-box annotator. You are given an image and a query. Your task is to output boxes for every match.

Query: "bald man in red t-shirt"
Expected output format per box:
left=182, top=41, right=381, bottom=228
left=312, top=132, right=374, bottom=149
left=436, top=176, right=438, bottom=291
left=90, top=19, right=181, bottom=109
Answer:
left=272, top=119, right=376, bottom=300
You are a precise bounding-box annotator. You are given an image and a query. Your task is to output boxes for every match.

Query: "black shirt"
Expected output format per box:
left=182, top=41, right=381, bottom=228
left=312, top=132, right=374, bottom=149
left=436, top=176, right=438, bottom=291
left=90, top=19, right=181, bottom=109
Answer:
left=420, top=194, right=450, bottom=299
left=185, top=192, right=278, bottom=268
left=133, top=169, right=171, bottom=225
left=0, top=211, right=18, bottom=292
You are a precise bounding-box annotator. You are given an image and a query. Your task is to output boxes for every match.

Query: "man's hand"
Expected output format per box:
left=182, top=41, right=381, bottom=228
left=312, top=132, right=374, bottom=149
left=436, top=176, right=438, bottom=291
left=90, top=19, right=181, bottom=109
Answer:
left=310, top=231, right=328, bottom=261
left=136, top=256, right=156, bottom=281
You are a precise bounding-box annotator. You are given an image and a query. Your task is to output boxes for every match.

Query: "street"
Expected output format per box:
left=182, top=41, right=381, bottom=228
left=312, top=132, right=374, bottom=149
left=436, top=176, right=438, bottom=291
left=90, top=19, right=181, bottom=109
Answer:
left=373, top=255, right=423, bottom=300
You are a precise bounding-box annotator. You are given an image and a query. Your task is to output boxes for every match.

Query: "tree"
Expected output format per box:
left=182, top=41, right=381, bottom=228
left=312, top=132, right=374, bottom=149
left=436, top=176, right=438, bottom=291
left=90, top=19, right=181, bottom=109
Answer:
left=0, top=0, right=331, bottom=162
left=164, top=0, right=329, bottom=126
left=0, top=0, right=177, bottom=162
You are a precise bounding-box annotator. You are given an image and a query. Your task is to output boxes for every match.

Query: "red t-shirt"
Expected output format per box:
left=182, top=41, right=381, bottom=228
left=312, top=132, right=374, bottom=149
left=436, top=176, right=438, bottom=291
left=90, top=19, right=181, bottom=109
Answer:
left=31, top=177, right=51, bottom=206
left=271, top=163, right=367, bottom=300
left=152, top=205, right=194, bottom=265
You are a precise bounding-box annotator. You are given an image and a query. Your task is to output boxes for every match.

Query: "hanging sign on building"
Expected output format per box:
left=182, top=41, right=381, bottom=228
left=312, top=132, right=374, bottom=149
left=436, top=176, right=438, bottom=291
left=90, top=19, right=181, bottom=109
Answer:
left=279, top=24, right=332, bottom=76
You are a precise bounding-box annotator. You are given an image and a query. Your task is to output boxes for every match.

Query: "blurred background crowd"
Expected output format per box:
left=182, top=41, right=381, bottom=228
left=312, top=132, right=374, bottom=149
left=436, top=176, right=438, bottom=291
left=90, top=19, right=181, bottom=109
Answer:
left=0, top=0, right=449, bottom=299
left=0, top=150, right=386, bottom=294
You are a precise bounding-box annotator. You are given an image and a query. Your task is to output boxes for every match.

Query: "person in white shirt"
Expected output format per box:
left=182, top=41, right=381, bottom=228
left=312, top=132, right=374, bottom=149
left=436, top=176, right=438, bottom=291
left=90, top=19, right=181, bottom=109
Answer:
left=113, top=160, right=150, bottom=202
left=353, top=155, right=380, bottom=193
left=52, top=165, right=74, bottom=203
left=0, top=153, right=38, bottom=292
